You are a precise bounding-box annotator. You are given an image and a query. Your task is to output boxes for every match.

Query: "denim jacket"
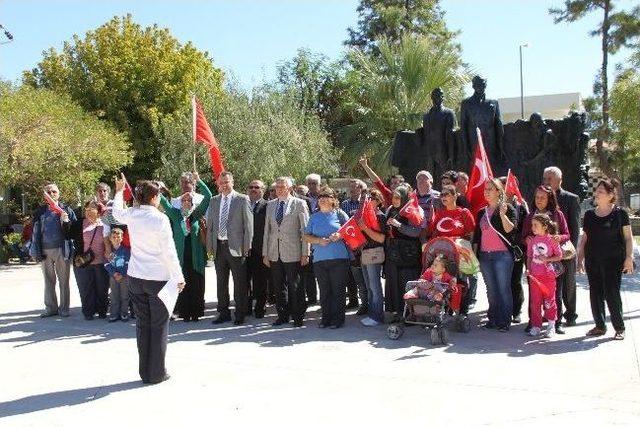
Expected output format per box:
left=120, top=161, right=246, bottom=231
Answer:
left=29, top=204, right=77, bottom=261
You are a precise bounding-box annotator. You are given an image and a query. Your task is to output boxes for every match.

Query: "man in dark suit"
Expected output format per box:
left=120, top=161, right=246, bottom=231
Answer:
left=544, top=166, right=580, bottom=333
left=246, top=180, right=268, bottom=318
left=294, top=183, right=317, bottom=305
left=206, top=171, right=253, bottom=325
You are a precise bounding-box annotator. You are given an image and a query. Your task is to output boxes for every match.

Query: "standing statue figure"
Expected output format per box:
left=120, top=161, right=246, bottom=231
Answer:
left=422, top=87, right=456, bottom=188
left=524, top=113, right=557, bottom=193
left=459, top=76, right=505, bottom=174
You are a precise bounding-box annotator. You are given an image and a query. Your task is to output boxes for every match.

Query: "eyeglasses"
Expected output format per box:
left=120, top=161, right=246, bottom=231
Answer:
left=248, top=186, right=262, bottom=190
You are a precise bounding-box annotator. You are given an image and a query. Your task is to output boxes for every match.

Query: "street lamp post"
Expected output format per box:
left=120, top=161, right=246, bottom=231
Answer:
left=519, top=43, right=529, bottom=119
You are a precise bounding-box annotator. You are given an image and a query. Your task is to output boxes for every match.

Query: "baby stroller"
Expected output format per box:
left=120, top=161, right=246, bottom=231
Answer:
left=386, top=237, right=471, bottom=345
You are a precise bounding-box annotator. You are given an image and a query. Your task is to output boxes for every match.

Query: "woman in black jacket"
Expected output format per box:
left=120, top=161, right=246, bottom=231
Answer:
left=472, top=178, right=516, bottom=332
left=383, top=186, right=423, bottom=321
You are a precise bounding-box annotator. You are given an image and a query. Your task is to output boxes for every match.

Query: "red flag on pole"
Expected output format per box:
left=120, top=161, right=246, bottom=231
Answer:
left=43, top=192, right=64, bottom=215
left=505, top=169, right=524, bottom=204
left=338, top=216, right=367, bottom=250
left=361, top=200, right=381, bottom=231
left=123, top=181, right=134, bottom=203
left=399, top=192, right=424, bottom=226
left=192, top=96, right=225, bottom=180
left=465, top=128, right=494, bottom=216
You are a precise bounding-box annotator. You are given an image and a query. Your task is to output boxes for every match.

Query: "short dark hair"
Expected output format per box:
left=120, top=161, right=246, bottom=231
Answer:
left=388, top=174, right=405, bottom=185
left=441, top=170, right=459, bottom=183
left=596, top=178, right=618, bottom=203
left=440, top=185, right=457, bottom=197
left=135, top=180, right=161, bottom=205
left=532, top=212, right=558, bottom=235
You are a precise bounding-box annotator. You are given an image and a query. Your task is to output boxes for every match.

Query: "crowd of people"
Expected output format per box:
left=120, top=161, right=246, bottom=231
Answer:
left=27, top=159, right=635, bottom=383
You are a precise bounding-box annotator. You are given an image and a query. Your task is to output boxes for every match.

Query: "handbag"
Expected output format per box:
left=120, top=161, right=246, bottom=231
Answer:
left=560, top=240, right=576, bottom=260
left=361, top=246, right=385, bottom=265
left=484, top=207, right=523, bottom=262
left=74, top=227, right=97, bottom=268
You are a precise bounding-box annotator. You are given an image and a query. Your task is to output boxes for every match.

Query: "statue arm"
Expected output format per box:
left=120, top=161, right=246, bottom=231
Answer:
left=446, top=111, right=456, bottom=166
left=459, top=102, right=471, bottom=158
left=494, top=102, right=505, bottom=156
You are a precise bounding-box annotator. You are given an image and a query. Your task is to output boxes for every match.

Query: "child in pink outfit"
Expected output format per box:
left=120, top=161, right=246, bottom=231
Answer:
left=526, top=213, right=563, bottom=337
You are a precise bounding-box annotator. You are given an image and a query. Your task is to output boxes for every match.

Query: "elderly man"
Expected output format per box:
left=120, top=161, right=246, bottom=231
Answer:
left=172, top=172, right=205, bottom=209
left=263, top=177, right=310, bottom=327
left=246, top=179, right=269, bottom=318
left=305, top=173, right=322, bottom=212
left=30, top=183, right=77, bottom=317
left=207, top=172, right=253, bottom=325
left=340, top=178, right=369, bottom=313
left=543, top=166, right=580, bottom=333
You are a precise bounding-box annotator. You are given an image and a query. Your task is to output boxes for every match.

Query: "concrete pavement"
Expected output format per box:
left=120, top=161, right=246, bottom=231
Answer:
left=1, top=263, right=639, bottom=425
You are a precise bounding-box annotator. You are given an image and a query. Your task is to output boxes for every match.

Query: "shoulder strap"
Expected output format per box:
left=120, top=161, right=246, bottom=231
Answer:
left=484, top=208, right=514, bottom=249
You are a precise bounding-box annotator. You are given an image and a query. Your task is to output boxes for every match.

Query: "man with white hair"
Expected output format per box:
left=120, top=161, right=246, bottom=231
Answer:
left=171, top=172, right=205, bottom=209
left=29, top=183, right=77, bottom=317
left=305, top=173, right=322, bottom=212
left=543, top=166, right=580, bottom=333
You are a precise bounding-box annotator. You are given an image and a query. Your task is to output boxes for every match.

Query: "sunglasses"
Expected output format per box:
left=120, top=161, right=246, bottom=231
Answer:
left=248, top=186, right=262, bottom=190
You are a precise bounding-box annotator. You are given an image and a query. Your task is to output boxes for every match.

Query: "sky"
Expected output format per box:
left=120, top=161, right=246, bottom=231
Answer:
left=0, top=0, right=636, bottom=99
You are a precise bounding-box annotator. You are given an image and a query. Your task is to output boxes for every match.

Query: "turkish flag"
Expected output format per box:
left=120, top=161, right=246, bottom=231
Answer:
left=528, top=274, right=554, bottom=299
left=338, top=216, right=367, bottom=250
left=43, top=192, right=64, bottom=215
left=359, top=199, right=381, bottom=232
left=193, top=96, right=225, bottom=180
left=123, top=181, right=134, bottom=203
left=399, top=192, right=424, bottom=226
left=465, top=128, right=494, bottom=216
left=505, top=169, right=524, bottom=204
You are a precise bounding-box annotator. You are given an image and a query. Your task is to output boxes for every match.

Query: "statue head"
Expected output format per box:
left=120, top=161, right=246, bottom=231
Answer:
left=431, top=87, right=444, bottom=108
left=472, top=76, right=487, bottom=97
left=529, top=112, right=544, bottom=137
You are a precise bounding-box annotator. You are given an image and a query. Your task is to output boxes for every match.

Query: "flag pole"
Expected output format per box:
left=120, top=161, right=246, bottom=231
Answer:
left=192, top=95, right=197, bottom=172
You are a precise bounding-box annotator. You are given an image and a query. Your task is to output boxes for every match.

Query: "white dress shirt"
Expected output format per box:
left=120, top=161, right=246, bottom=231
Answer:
left=170, top=192, right=204, bottom=209
left=217, top=191, right=236, bottom=240
left=112, top=190, right=184, bottom=283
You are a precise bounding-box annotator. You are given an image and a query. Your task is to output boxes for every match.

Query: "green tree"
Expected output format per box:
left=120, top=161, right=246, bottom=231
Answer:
left=610, top=66, right=640, bottom=188
left=338, top=35, right=468, bottom=176
left=23, top=14, right=224, bottom=179
left=346, top=0, right=460, bottom=54
left=0, top=83, right=132, bottom=207
left=550, top=1, right=640, bottom=181
left=156, top=84, right=340, bottom=193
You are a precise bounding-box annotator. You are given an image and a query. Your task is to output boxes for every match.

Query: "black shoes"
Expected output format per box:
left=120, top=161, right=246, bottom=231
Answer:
left=555, top=325, right=566, bottom=335
left=40, top=311, right=57, bottom=318
left=212, top=315, right=231, bottom=324
left=346, top=301, right=359, bottom=309
left=272, top=318, right=288, bottom=326
left=512, top=315, right=521, bottom=324
left=565, top=318, right=577, bottom=327
left=84, top=315, right=94, bottom=321
left=233, top=319, right=245, bottom=325
left=293, top=320, right=303, bottom=327
left=144, top=373, right=170, bottom=385
left=254, top=311, right=265, bottom=319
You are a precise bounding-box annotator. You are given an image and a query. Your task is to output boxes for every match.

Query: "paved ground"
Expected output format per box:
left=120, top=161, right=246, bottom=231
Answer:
left=1, top=263, right=639, bottom=426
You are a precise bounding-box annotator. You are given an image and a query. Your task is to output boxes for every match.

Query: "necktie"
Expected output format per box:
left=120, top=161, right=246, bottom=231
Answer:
left=276, top=200, right=285, bottom=225
left=219, top=196, right=229, bottom=238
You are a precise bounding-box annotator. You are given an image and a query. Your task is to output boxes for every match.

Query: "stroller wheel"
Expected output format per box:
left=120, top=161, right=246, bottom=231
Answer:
left=430, top=328, right=440, bottom=345
left=387, top=324, right=404, bottom=340
left=438, top=328, right=449, bottom=345
left=456, top=316, right=471, bottom=333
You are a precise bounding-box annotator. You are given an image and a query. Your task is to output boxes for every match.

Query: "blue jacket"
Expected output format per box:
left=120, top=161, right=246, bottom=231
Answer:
left=104, top=245, right=130, bottom=277
left=29, top=203, right=77, bottom=261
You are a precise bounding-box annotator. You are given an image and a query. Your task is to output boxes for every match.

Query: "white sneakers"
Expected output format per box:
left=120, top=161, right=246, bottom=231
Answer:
left=530, top=321, right=555, bottom=338
left=361, top=317, right=379, bottom=327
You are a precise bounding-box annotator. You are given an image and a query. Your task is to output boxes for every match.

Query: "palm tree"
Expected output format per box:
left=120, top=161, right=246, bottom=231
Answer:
left=339, top=34, right=468, bottom=176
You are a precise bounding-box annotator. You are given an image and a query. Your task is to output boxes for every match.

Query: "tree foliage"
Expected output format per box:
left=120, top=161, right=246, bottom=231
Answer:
left=156, top=84, right=340, bottom=194
left=346, top=0, right=460, bottom=55
left=338, top=35, right=468, bottom=176
left=610, top=67, right=640, bottom=184
left=549, top=1, right=640, bottom=181
left=0, top=83, right=132, bottom=206
left=23, top=14, right=224, bottom=179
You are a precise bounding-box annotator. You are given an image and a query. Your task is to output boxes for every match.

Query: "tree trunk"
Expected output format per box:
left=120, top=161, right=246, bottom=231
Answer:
left=595, top=0, right=625, bottom=204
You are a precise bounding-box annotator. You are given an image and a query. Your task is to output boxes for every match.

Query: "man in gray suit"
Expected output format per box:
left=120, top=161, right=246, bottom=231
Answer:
left=207, top=171, right=253, bottom=325
left=263, top=177, right=310, bottom=327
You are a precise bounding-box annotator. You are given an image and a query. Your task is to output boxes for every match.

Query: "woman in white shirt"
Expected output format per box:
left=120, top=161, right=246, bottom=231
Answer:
left=112, top=175, right=184, bottom=385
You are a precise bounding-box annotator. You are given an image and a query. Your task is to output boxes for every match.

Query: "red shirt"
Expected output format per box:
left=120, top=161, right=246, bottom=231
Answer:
left=420, top=269, right=455, bottom=284
left=429, top=207, right=475, bottom=239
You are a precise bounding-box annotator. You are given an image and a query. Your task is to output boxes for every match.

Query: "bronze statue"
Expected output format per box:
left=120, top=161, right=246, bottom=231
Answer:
left=459, top=76, right=504, bottom=174
left=422, top=87, right=456, bottom=188
left=523, top=113, right=558, bottom=192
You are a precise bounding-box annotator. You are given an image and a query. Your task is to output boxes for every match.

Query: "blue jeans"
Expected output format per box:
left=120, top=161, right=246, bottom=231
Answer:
left=479, top=251, right=514, bottom=328
left=361, top=263, right=384, bottom=322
